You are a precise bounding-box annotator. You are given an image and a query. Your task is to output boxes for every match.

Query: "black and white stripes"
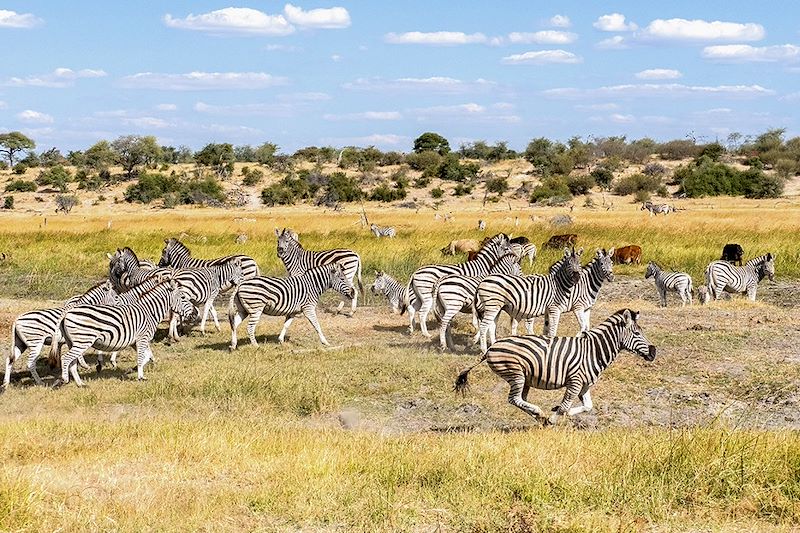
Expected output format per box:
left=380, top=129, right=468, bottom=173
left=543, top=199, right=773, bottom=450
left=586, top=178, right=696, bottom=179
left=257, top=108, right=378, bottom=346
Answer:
left=370, top=224, right=397, bottom=238
left=704, top=253, right=775, bottom=301
left=645, top=261, right=693, bottom=307
left=159, top=237, right=260, bottom=280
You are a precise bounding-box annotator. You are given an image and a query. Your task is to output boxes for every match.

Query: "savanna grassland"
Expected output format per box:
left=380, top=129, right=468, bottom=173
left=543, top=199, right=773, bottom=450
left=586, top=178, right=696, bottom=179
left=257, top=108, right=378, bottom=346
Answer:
left=1, top=199, right=800, bottom=532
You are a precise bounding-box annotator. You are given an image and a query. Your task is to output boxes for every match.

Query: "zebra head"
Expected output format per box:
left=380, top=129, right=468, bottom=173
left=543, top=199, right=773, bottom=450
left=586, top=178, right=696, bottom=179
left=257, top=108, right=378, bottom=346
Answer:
left=331, top=263, right=356, bottom=300
left=596, top=248, right=615, bottom=282
left=644, top=261, right=658, bottom=279
left=563, top=247, right=583, bottom=283
left=158, top=238, right=182, bottom=267
left=370, top=271, right=389, bottom=295
left=219, top=258, right=244, bottom=290
left=762, top=253, right=776, bottom=282
left=169, top=281, right=199, bottom=324
left=619, top=309, right=656, bottom=362
left=275, top=228, right=299, bottom=257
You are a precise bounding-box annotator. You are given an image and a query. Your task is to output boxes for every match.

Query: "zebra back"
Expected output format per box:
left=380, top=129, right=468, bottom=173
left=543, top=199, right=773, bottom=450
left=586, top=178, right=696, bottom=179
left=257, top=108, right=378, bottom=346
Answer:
left=275, top=228, right=362, bottom=289
left=159, top=238, right=260, bottom=280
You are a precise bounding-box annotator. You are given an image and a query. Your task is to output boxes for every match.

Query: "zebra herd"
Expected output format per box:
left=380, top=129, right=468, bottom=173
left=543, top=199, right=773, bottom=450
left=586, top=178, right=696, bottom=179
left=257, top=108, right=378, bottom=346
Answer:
left=2, top=229, right=778, bottom=427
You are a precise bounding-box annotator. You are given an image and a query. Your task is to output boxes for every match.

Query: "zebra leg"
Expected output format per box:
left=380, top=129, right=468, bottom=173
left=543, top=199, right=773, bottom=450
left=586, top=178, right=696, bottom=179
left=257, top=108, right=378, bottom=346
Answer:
left=507, top=376, right=544, bottom=420
left=246, top=309, right=264, bottom=346
left=524, top=318, right=535, bottom=335
left=277, top=317, right=295, bottom=344
left=575, top=309, right=590, bottom=334
left=548, top=381, right=582, bottom=425
left=302, top=307, right=330, bottom=346
left=58, top=344, right=91, bottom=387
left=544, top=311, right=561, bottom=337
left=199, top=300, right=214, bottom=335
left=209, top=305, right=221, bottom=332
left=134, top=342, right=153, bottom=381
left=77, top=355, right=90, bottom=370
left=418, top=297, right=434, bottom=338
left=168, top=313, right=180, bottom=342
left=25, top=339, right=46, bottom=386
left=439, top=309, right=458, bottom=351
left=747, top=286, right=757, bottom=301
left=229, top=307, right=246, bottom=350
left=659, top=288, right=668, bottom=307
left=567, top=387, right=593, bottom=416
left=478, top=309, right=500, bottom=353
left=510, top=318, right=519, bottom=336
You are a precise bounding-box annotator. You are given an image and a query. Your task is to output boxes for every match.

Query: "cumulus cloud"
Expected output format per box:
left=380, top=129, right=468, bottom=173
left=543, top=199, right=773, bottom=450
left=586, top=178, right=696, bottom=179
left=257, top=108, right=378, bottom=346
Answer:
left=635, top=68, right=682, bottom=80
left=638, top=18, right=764, bottom=42
left=0, top=9, right=43, bottom=28
left=120, top=72, right=288, bottom=90
left=384, top=31, right=488, bottom=45
left=5, top=67, right=107, bottom=88
left=323, top=111, right=402, bottom=121
left=123, top=117, right=170, bottom=129
left=17, top=110, right=53, bottom=124
left=549, top=15, right=571, bottom=28
left=343, top=76, right=496, bottom=94
left=609, top=113, right=636, bottom=124
left=194, top=101, right=295, bottom=117
left=277, top=91, right=331, bottom=102
left=594, top=14, right=637, bottom=32
left=283, top=3, right=350, bottom=29
left=702, top=44, right=800, bottom=62
left=508, top=30, right=577, bottom=45
left=543, top=83, right=774, bottom=99
left=410, top=102, right=521, bottom=123
left=596, top=36, right=628, bottom=50
left=155, top=103, right=178, bottom=111
left=575, top=103, right=620, bottom=111
left=501, top=50, right=582, bottom=64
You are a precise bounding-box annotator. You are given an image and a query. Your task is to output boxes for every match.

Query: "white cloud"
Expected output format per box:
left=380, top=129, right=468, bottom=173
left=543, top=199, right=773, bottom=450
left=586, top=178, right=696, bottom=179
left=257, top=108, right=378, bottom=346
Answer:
left=194, top=101, right=295, bottom=117
left=543, top=83, right=774, bottom=99
left=265, top=44, right=299, bottom=52
left=508, top=30, right=577, bottom=45
left=502, top=50, right=582, bottom=64
left=702, top=44, right=800, bottom=62
left=17, top=110, right=53, bottom=124
left=0, top=9, right=43, bottom=28
left=164, top=8, right=294, bottom=35
left=323, top=111, right=402, bottom=121
left=331, top=54, right=342, bottom=62
left=201, top=124, right=263, bottom=136
left=609, top=113, right=636, bottom=124
left=123, top=117, right=170, bottom=129
left=594, top=14, right=637, bottom=32
left=596, top=36, right=628, bottom=50
left=411, top=103, right=521, bottom=123
left=155, top=103, right=178, bottom=111
left=575, top=103, right=620, bottom=111
left=5, top=67, right=107, bottom=88
left=0, top=101, right=6, bottom=109
left=120, top=72, right=288, bottom=90
left=343, top=76, right=496, bottom=94
left=639, top=18, right=764, bottom=42
left=635, top=68, right=682, bottom=80
left=277, top=92, right=331, bottom=102
left=385, top=31, right=487, bottom=45
left=549, top=15, right=571, bottom=28
left=283, top=3, right=350, bottom=29
left=414, top=103, right=486, bottom=114
left=321, top=134, right=408, bottom=148
left=783, top=92, right=800, bottom=101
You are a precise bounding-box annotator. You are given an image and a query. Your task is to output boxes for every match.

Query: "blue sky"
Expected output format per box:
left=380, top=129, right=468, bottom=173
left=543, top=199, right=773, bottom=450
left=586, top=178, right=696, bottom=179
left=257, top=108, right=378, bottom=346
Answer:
left=1, top=1, right=798, bottom=153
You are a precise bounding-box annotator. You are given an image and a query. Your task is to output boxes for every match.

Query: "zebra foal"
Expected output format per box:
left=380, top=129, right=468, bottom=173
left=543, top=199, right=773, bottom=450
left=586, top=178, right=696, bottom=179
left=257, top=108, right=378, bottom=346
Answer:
left=704, top=253, right=775, bottom=301
left=645, top=262, right=693, bottom=306
left=370, top=271, right=409, bottom=314
left=455, top=309, right=656, bottom=426
left=369, top=224, right=396, bottom=238
left=228, top=263, right=355, bottom=350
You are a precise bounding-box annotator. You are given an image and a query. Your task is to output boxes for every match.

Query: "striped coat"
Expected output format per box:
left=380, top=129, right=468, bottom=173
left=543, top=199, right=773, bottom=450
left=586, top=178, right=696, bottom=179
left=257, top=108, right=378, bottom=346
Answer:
left=370, top=224, right=396, bottom=238
left=645, top=262, right=693, bottom=306
left=158, top=237, right=260, bottom=280
left=704, top=253, right=775, bottom=301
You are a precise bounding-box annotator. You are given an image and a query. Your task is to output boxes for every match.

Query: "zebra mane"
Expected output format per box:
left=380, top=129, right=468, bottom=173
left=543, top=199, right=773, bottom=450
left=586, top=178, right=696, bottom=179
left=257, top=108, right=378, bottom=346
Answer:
left=167, top=238, right=191, bottom=256
left=745, top=253, right=773, bottom=267
left=128, top=279, right=173, bottom=301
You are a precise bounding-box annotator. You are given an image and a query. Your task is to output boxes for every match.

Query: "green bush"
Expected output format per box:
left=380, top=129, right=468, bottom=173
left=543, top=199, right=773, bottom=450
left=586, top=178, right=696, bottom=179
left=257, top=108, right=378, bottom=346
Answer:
left=743, top=168, right=784, bottom=199
left=676, top=160, right=783, bottom=198
left=530, top=176, right=572, bottom=203
left=180, top=177, right=225, bottom=205
left=412, top=175, right=432, bottom=188
left=36, top=165, right=71, bottom=192
left=590, top=167, right=614, bottom=190
left=369, top=182, right=407, bottom=202
left=452, top=183, right=473, bottom=196
left=323, top=172, right=363, bottom=203
left=566, top=174, right=595, bottom=195
left=405, top=151, right=441, bottom=173
left=261, top=183, right=297, bottom=206
left=485, top=175, right=509, bottom=194
left=4, top=180, right=37, bottom=192
left=438, top=154, right=479, bottom=182
left=12, top=164, right=27, bottom=175
left=633, top=190, right=651, bottom=203
left=76, top=169, right=103, bottom=191
left=430, top=187, right=444, bottom=199
left=124, top=173, right=180, bottom=203
left=3, top=196, right=13, bottom=209
left=242, top=168, right=264, bottom=186
left=613, top=173, right=661, bottom=196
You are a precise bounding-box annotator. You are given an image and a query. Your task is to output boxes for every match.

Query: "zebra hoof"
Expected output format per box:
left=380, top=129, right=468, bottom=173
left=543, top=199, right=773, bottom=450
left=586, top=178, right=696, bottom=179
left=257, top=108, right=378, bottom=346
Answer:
left=96, top=363, right=103, bottom=373
left=137, top=377, right=147, bottom=382
left=51, top=379, right=65, bottom=389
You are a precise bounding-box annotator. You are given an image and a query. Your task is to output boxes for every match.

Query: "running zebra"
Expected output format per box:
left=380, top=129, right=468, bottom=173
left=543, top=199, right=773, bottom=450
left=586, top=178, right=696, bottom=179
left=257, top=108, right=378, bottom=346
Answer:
left=228, top=263, right=355, bottom=350
left=370, top=271, right=410, bottom=314
left=543, top=248, right=615, bottom=335
left=475, top=247, right=583, bottom=353
left=369, top=223, right=397, bottom=238
left=641, top=202, right=673, bottom=216
left=704, top=253, right=775, bottom=301
left=433, top=252, right=522, bottom=351
left=4, top=281, right=118, bottom=390
left=405, top=233, right=512, bottom=338
left=275, top=228, right=363, bottom=316
left=158, top=237, right=260, bottom=280
left=454, top=309, right=656, bottom=426
left=645, top=262, right=693, bottom=307
left=50, top=280, right=197, bottom=386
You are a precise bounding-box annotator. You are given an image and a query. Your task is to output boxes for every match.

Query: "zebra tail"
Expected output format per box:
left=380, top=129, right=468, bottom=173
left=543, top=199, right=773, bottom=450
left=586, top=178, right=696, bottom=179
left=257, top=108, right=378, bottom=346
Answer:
left=227, top=290, right=238, bottom=331
left=399, top=287, right=408, bottom=316
left=704, top=266, right=715, bottom=299
left=356, top=261, right=364, bottom=295
left=453, top=354, right=488, bottom=396
left=47, top=318, right=65, bottom=369
left=433, top=290, right=444, bottom=323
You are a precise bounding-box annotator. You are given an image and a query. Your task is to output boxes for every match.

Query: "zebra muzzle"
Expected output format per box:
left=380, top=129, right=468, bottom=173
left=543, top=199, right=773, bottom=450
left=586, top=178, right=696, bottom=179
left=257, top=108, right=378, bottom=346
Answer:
left=645, top=345, right=657, bottom=361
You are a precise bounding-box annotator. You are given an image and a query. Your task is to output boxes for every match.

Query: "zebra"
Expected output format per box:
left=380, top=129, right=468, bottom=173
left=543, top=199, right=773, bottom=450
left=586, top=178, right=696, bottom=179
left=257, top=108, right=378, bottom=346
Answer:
left=108, top=247, right=171, bottom=291
left=369, top=223, right=396, bottom=238
left=4, top=281, right=118, bottom=390
left=370, top=271, right=410, bottom=314
left=510, top=242, right=537, bottom=267
left=641, top=202, right=673, bottom=216
left=454, top=309, right=656, bottom=426
left=645, top=262, right=693, bottom=307
left=275, top=228, right=363, bottom=316
left=158, top=237, right=260, bottom=280
left=405, top=233, right=512, bottom=338
left=433, top=253, right=523, bottom=352
left=543, top=248, right=615, bottom=335
left=478, top=219, right=486, bottom=231
left=50, top=280, right=198, bottom=387
left=228, top=263, right=355, bottom=350
left=475, top=247, right=583, bottom=353
left=704, top=253, right=775, bottom=301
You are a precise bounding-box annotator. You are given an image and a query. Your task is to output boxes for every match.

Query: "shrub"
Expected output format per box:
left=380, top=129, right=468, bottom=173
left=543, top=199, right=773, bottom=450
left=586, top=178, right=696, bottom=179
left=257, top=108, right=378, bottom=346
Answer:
left=774, top=158, right=797, bottom=180
left=485, top=174, right=509, bottom=195
left=261, top=182, right=297, bottom=206
left=613, top=173, right=661, bottom=196
left=675, top=161, right=782, bottom=198
left=3, top=196, right=13, bottom=209
left=633, top=190, right=651, bottom=203
left=642, top=162, right=667, bottom=178
left=412, top=175, right=432, bottom=188
left=452, top=183, right=473, bottom=196
left=36, top=165, right=71, bottom=192
left=369, top=182, right=407, bottom=202
left=55, top=194, right=79, bottom=213
left=323, top=172, right=363, bottom=203
left=657, top=139, right=702, bottom=160
left=405, top=151, right=441, bottom=173
left=590, top=167, right=614, bottom=190
left=124, top=173, right=180, bottom=203
left=5, top=180, right=37, bottom=192
left=438, top=154, right=480, bottom=183
left=430, top=187, right=444, bottom=199
left=179, top=177, right=225, bottom=205
left=566, top=174, right=595, bottom=195
left=76, top=169, right=103, bottom=191
left=0, top=161, right=7, bottom=171
left=242, top=168, right=264, bottom=186
left=530, top=176, right=572, bottom=203
left=698, top=142, right=725, bottom=162
left=743, top=168, right=784, bottom=199
left=380, top=151, right=405, bottom=166
left=12, top=164, right=27, bottom=175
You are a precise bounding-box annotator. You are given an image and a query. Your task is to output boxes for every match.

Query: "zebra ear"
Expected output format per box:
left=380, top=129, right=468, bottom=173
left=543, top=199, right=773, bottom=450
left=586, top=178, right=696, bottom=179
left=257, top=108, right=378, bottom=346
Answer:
left=164, top=239, right=169, bottom=244
left=575, top=247, right=584, bottom=257
left=767, top=252, right=774, bottom=260
left=563, top=247, right=571, bottom=257
left=607, top=247, right=615, bottom=256
left=274, top=228, right=281, bottom=237
left=622, top=309, right=634, bottom=326
left=106, top=252, right=114, bottom=260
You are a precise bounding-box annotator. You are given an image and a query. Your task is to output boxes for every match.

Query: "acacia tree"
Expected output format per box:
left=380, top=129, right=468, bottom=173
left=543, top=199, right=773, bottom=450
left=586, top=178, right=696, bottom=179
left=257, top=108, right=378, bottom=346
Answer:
left=0, top=132, right=36, bottom=167
left=194, top=143, right=235, bottom=178
left=413, top=132, right=450, bottom=155
left=111, top=135, right=161, bottom=177
left=84, top=140, right=117, bottom=172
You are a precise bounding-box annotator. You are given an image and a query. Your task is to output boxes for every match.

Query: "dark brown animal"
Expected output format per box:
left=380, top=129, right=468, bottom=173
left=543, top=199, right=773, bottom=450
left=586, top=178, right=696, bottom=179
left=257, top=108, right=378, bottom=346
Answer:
left=466, top=250, right=479, bottom=261
left=611, top=245, right=642, bottom=265
left=542, top=234, right=578, bottom=249
left=721, top=243, right=744, bottom=266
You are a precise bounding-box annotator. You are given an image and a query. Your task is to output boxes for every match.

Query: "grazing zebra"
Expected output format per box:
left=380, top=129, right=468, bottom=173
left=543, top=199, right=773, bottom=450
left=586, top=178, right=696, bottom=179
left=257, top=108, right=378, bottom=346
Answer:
left=641, top=202, right=673, bottom=216
left=454, top=309, right=656, bottom=426
left=645, top=262, right=693, bottom=307
left=50, top=280, right=197, bottom=386
left=158, top=237, right=260, bottom=280
left=478, top=219, right=486, bottom=231
left=475, top=247, right=583, bottom=353
left=4, top=281, right=118, bottom=390
left=369, top=223, right=397, bottom=238
left=543, top=248, right=615, bottom=335
left=433, top=253, right=523, bottom=352
left=510, top=242, right=537, bottom=267
left=275, top=228, right=363, bottom=316
left=228, top=263, right=355, bottom=350
left=405, top=233, right=512, bottom=338
left=704, top=253, right=775, bottom=301
left=370, top=271, right=411, bottom=314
